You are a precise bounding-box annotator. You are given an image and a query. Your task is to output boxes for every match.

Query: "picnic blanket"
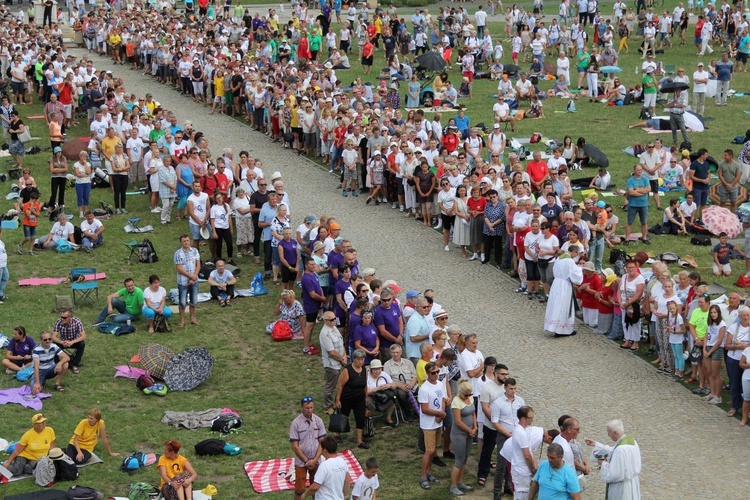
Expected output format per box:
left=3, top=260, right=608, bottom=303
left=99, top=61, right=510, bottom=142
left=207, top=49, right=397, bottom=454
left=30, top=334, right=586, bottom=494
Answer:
left=3, top=453, right=103, bottom=482
left=18, top=272, right=107, bottom=287
left=244, top=449, right=363, bottom=494
left=161, top=409, right=224, bottom=430
left=0, top=385, right=51, bottom=410
left=114, top=365, right=150, bottom=380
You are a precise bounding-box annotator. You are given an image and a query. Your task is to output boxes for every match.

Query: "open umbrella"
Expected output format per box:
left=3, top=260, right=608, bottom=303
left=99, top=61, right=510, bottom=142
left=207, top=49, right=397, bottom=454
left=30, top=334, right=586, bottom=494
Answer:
left=162, top=348, right=214, bottom=392
left=600, top=66, right=622, bottom=73
left=583, top=144, right=609, bottom=167
left=661, top=81, right=690, bottom=93
left=700, top=205, right=742, bottom=238
left=138, top=343, right=176, bottom=379
left=689, top=152, right=719, bottom=172
left=684, top=111, right=705, bottom=132
left=503, top=64, right=520, bottom=76
left=415, top=51, right=446, bottom=72
left=737, top=201, right=750, bottom=221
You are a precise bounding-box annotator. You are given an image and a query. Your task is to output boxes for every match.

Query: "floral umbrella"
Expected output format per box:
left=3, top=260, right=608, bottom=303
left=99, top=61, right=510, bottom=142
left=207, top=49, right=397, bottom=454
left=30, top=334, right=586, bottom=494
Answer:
left=701, top=205, right=742, bottom=239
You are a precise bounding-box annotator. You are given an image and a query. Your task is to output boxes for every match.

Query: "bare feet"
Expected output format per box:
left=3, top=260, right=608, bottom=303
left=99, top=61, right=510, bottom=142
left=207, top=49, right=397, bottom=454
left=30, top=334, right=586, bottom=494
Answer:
left=178, top=322, right=186, bottom=327
left=190, top=320, right=200, bottom=325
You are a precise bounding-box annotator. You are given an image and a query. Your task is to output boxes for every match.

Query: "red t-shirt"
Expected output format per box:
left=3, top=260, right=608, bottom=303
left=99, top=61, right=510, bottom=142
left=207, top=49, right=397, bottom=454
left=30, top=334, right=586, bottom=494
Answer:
left=214, top=172, right=229, bottom=194
left=200, top=175, right=218, bottom=197
left=581, top=273, right=602, bottom=309
left=467, top=196, right=487, bottom=215
left=598, top=284, right=615, bottom=314
left=443, top=133, right=459, bottom=153
left=526, top=160, right=549, bottom=185
left=363, top=42, right=375, bottom=58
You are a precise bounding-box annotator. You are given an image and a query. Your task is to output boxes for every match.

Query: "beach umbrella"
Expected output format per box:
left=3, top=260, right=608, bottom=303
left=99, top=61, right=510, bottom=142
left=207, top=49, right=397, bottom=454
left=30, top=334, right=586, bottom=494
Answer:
left=162, top=348, right=215, bottom=392
left=61, top=137, right=89, bottom=161
left=689, top=152, right=718, bottom=171
left=503, top=64, right=520, bottom=76
left=684, top=111, right=705, bottom=132
left=701, top=205, right=742, bottom=238
left=661, top=81, right=690, bottom=93
left=138, top=343, right=176, bottom=379
left=600, top=66, right=622, bottom=73
left=415, top=51, right=446, bottom=72
left=583, top=144, right=609, bottom=167
left=737, top=202, right=750, bottom=221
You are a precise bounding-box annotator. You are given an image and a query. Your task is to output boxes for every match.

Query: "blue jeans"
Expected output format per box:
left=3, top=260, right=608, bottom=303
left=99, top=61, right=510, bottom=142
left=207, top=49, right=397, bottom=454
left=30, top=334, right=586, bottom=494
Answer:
left=178, top=282, right=199, bottom=308
left=97, top=298, right=141, bottom=323
left=588, top=237, right=605, bottom=271
left=142, top=306, right=173, bottom=320
left=75, top=182, right=91, bottom=208
left=608, top=312, right=624, bottom=340
left=82, top=234, right=103, bottom=249
left=0, top=266, right=8, bottom=298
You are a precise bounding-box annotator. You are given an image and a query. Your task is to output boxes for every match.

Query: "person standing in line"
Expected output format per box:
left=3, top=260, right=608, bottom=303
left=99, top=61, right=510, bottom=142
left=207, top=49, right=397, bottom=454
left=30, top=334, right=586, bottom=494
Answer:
left=692, top=62, right=709, bottom=116
left=715, top=52, right=733, bottom=106
left=320, top=311, right=347, bottom=414
left=418, top=361, right=446, bottom=491
left=586, top=419, right=641, bottom=499
left=302, top=436, right=350, bottom=499
left=666, top=89, right=689, bottom=148
left=528, top=443, right=581, bottom=500
left=476, top=364, right=509, bottom=487
left=290, top=396, right=327, bottom=500
left=174, top=233, right=201, bottom=327
left=507, top=406, right=539, bottom=500
left=624, top=165, right=651, bottom=245
left=489, top=377, right=526, bottom=500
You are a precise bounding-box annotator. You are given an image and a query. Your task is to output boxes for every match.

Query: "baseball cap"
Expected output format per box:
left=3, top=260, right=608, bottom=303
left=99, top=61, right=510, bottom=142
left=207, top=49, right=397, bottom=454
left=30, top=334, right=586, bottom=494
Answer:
left=305, top=214, right=317, bottom=224
left=406, top=290, right=419, bottom=299
left=32, top=413, right=47, bottom=424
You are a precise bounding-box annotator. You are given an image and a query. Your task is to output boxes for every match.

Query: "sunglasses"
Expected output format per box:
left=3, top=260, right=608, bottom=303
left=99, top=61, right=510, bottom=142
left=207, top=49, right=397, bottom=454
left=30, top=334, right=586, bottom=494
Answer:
left=301, top=396, right=314, bottom=403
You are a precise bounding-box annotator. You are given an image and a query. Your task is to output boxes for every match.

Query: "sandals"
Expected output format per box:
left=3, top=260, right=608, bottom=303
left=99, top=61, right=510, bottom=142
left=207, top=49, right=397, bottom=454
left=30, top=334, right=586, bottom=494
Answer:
left=477, top=477, right=486, bottom=486
left=54, top=384, right=65, bottom=392
left=419, top=479, right=431, bottom=490
left=71, top=366, right=80, bottom=374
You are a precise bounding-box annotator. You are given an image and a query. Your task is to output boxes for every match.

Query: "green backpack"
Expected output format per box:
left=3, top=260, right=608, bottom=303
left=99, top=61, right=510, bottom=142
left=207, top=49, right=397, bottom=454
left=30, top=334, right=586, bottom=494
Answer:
left=128, top=481, right=160, bottom=500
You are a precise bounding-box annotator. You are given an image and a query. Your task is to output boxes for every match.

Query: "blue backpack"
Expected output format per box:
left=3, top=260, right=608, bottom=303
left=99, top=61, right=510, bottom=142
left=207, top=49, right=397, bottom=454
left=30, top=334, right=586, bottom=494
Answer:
left=120, top=452, right=148, bottom=473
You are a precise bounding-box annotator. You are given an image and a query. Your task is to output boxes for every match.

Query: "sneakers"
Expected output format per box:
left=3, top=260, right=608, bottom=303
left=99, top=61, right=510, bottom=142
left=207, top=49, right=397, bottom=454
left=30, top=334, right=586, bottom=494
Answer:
left=304, top=345, right=320, bottom=355
left=342, top=191, right=348, bottom=197
left=444, top=245, right=450, bottom=252
left=151, top=207, right=161, bottom=213
left=17, top=244, right=22, bottom=255
left=468, top=253, right=478, bottom=261
left=392, top=202, right=398, bottom=209
left=79, top=211, right=84, bottom=218
left=352, top=191, right=358, bottom=197
left=480, top=253, right=485, bottom=261
left=707, top=395, right=722, bottom=405
left=399, top=205, right=405, bottom=212
left=450, top=486, right=464, bottom=496
left=515, top=287, right=526, bottom=293
left=366, top=198, right=372, bottom=204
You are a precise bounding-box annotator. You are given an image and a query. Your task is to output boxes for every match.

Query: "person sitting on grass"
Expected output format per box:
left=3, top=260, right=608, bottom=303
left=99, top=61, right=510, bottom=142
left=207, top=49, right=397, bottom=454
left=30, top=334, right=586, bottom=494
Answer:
left=208, top=258, right=237, bottom=307
left=664, top=198, right=688, bottom=236
left=158, top=439, right=198, bottom=500
left=2, top=326, right=35, bottom=375
left=2, top=413, right=57, bottom=476
left=95, top=278, right=144, bottom=324
left=52, top=308, right=86, bottom=375
left=31, top=331, right=69, bottom=394
left=38, top=213, right=75, bottom=250
left=526, top=94, right=545, bottom=118
left=713, top=232, right=743, bottom=276
left=142, top=274, right=172, bottom=333
left=549, top=74, right=574, bottom=98
left=66, top=408, right=120, bottom=465
left=79, top=211, right=105, bottom=252
left=589, top=167, right=612, bottom=191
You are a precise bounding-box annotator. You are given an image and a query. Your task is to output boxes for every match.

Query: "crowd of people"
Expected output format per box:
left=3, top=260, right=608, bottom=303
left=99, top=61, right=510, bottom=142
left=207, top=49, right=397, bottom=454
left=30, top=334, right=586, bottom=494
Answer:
left=1, top=0, right=750, bottom=498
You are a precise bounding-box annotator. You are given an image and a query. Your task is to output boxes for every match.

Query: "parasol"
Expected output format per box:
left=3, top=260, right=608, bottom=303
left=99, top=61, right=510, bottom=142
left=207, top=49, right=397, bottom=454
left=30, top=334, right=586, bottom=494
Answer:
left=415, top=51, right=446, bottom=72
left=162, top=348, right=215, bottom=392
left=138, top=344, right=176, bottom=379
left=700, top=205, right=742, bottom=238
left=684, top=111, right=705, bottom=132
left=737, top=201, right=750, bottom=221
left=661, top=81, right=690, bottom=93
left=583, top=144, right=609, bottom=167
left=600, top=66, right=622, bottom=73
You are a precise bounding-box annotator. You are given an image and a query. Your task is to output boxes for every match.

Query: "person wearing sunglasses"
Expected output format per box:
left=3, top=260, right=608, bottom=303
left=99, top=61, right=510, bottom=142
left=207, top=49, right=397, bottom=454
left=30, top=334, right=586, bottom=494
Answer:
left=52, top=308, right=87, bottom=375
left=290, top=396, right=327, bottom=500
left=30, top=332, right=70, bottom=394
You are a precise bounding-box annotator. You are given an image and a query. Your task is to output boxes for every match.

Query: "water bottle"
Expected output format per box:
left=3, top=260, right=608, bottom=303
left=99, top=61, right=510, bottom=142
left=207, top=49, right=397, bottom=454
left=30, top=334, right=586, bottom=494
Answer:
left=127, top=319, right=131, bottom=326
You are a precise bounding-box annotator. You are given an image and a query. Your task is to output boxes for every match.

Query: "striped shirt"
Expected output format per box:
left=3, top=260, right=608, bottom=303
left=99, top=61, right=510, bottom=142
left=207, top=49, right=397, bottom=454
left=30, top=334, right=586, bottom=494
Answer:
left=32, top=344, right=63, bottom=371
left=174, top=246, right=200, bottom=286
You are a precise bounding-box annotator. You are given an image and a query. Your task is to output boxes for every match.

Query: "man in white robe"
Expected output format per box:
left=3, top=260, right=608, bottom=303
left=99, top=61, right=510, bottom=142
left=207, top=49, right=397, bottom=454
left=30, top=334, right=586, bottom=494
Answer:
left=588, top=419, right=641, bottom=499
left=544, top=246, right=584, bottom=337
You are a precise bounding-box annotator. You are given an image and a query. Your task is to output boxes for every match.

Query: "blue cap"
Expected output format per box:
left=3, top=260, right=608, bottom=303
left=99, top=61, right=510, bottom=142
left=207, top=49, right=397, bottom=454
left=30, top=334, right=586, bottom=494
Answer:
left=406, top=290, right=419, bottom=299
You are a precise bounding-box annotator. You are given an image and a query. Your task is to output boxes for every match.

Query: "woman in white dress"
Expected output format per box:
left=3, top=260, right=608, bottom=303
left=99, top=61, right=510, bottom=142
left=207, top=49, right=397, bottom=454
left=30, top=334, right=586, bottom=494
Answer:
left=452, top=185, right=472, bottom=257
left=619, top=260, right=646, bottom=350
left=556, top=51, right=570, bottom=85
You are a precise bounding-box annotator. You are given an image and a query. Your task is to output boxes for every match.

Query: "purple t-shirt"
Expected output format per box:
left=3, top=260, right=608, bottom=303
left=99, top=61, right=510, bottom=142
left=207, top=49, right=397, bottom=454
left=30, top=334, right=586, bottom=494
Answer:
left=7, top=337, right=36, bottom=359
left=301, top=272, right=323, bottom=314
left=328, top=251, right=344, bottom=280
left=353, top=322, right=379, bottom=364
left=278, top=239, right=298, bottom=267
left=374, top=304, right=403, bottom=349
left=348, top=311, right=362, bottom=349
left=334, top=279, right=351, bottom=318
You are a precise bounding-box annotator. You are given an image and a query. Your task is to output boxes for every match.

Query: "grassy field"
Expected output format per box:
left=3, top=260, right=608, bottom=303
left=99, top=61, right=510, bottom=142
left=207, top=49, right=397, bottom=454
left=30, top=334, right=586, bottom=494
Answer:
left=2, top=3, right=749, bottom=497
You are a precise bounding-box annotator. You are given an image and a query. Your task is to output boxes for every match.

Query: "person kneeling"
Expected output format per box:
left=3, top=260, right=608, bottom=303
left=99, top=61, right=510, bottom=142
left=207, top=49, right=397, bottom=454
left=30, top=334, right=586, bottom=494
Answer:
left=208, top=259, right=236, bottom=307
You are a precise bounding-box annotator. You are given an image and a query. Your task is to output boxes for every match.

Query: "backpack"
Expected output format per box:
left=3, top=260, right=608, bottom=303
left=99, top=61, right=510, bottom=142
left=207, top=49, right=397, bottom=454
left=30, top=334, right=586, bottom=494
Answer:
left=610, top=248, right=631, bottom=277
left=660, top=252, right=680, bottom=264
left=623, top=91, right=634, bottom=106
left=639, top=107, right=652, bottom=120
left=691, top=234, right=712, bottom=245
left=733, top=135, right=745, bottom=144
left=153, top=313, right=171, bottom=333
left=198, top=260, right=216, bottom=280
left=34, top=456, right=57, bottom=486
left=99, top=201, right=114, bottom=215
left=530, top=132, right=542, bottom=143
left=66, top=485, right=102, bottom=500
left=194, top=438, right=226, bottom=456
left=136, top=239, right=158, bottom=263
left=211, top=414, right=243, bottom=434
left=48, top=204, right=65, bottom=221
left=120, top=452, right=148, bottom=473
left=271, top=320, right=293, bottom=342
left=128, top=482, right=160, bottom=500
left=566, top=99, right=576, bottom=112
left=98, top=322, right=136, bottom=336
left=136, top=374, right=155, bottom=390
left=55, top=458, right=79, bottom=482
left=56, top=240, right=73, bottom=253
left=679, top=140, right=692, bottom=152
left=618, top=24, right=628, bottom=37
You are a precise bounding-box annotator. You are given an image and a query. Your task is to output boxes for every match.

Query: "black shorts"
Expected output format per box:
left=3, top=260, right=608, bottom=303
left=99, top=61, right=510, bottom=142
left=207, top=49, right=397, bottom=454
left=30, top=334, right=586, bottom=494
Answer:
left=305, top=311, right=318, bottom=323
left=292, top=127, right=303, bottom=141
left=525, top=258, right=541, bottom=281
left=441, top=214, right=455, bottom=232
left=737, top=52, right=749, bottom=64
left=649, top=179, right=659, bottom=193
left=362, top=55, right=373, bottom=66
left=280, top=265, right=296, bottom=284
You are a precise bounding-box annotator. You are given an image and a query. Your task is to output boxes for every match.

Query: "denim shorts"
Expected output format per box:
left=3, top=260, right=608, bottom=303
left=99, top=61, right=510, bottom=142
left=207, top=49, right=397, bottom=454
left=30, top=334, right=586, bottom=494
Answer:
left=627, top=205, right=648, bottom=225
left=23, top=225, right=37, bottom=238
left=178, top=282, right=198, bottom=308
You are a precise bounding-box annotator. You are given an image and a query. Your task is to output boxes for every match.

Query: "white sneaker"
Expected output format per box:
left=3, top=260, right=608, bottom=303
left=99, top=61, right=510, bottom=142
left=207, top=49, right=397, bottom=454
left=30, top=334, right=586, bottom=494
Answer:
left=392, top=202, right=398, bottom=209
left=399, top=206, right=405, bottom=212
left=480, top=253, right=485, bottom=261
left=444, top=245, right=450, bottom=252
left=151, top=207, right=161, bottom=213
left=79, top=211, right=84, bottom=218
left=469, top=253, right=478, bottom=261
left=433, top=222, right=443, bottom=229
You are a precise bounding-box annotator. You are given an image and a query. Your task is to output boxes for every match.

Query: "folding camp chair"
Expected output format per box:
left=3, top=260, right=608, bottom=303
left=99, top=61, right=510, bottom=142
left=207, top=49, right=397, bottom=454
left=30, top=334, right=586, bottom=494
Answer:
left=663, top=64, right=676, bottom=77
left=124, top=240, right=139, bottom=263
left=71, top=267, right=99, bottom=307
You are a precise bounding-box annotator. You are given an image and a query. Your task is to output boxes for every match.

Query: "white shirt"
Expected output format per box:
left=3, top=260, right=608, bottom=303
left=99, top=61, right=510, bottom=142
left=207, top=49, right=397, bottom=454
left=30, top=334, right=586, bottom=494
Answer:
left=510, top=423, right=533, bottom=477
left=350, top=473, right=379, bottom=500
left=80, top=218, right=103, bottom=237
left=418, top=379, right=446, bottom=430
left=187, top=192, right=209, bottom=224
left=693, top=70, right=709, bottom=92
left=143, top=286, right=167, bottom=310
left=437, top=188, right=456, bottom=215
left=210, top=203, right=230, bottom=229
left=552, top=435, right=575, bottom=468
left=490, top=393, right=526, bottom=431
left=313, top=455, right=349, bottom=500
left=458, top=348, right=484, bottom=395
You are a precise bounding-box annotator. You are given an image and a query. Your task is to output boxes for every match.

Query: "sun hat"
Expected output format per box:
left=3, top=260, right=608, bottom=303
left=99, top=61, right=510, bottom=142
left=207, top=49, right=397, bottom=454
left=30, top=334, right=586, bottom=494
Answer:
left=48, top=448, right=65, bottom=461
left=53, top=146, right=62, bottom=153
left=32, top=413, right=47, bottom=424
left=369, top=359, right=383, bottom=369
left=313, top=241, right=326, bottom=252
left=582, top=261, right=596, bottom=272
left=200, top=226, right=211, bottom=240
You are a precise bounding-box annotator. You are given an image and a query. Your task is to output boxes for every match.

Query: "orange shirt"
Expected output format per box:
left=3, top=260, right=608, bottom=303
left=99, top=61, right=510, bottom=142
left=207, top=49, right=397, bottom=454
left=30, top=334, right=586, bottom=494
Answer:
left=23, top=201, right=41, bottom=227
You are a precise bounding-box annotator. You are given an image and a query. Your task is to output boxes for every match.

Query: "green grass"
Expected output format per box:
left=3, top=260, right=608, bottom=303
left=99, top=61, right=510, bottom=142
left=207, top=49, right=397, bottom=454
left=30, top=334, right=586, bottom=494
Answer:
left=3, top=4, right=750, bottom=497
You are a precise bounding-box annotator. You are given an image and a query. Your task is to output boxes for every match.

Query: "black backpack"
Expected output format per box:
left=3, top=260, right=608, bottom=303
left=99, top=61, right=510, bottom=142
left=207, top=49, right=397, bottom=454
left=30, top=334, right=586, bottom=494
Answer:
left=66, top=485, right=103, bottom=500
left=639, top=107, right=652, bottom=120
left=153, top=313, right=171, bottom=333
left=211, top=414, right=243, bottom=434
left=55, top=459, right=79, bottom=482
left=48, top=204, right=66, bottom=221
left=198, top=260, right=216, bottom=280
left=679, top=140, right=692, bottom=152
left=194, top=438, right=226, bottom=456
left=136, top=239, right=158, bottom=263
left=691, top=234, right=712, bottom=245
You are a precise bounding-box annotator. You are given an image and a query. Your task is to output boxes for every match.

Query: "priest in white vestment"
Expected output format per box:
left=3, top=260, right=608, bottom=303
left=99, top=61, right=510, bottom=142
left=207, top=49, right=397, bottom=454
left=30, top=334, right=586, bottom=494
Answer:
left=544, top=246, right=584, bottom=336
left=588, top=419, right=641, bottom=500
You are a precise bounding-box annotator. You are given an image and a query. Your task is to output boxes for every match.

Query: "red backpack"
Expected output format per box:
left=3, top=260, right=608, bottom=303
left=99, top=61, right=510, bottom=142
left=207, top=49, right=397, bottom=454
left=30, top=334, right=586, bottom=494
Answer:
left=272, top=320, right=293, bottom=342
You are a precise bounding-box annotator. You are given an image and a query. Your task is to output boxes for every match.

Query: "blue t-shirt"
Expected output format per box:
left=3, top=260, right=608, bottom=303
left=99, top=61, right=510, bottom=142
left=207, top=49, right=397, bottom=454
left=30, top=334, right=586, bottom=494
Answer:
left=626, top=175, right=650, bottom=208
left=715, top=60, right=733, bottom=81
left=532, top=460, right=581, bottom=500
left=259, top=203, right=277, bottom=241
left=454, top=114, right=470, bottom=132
